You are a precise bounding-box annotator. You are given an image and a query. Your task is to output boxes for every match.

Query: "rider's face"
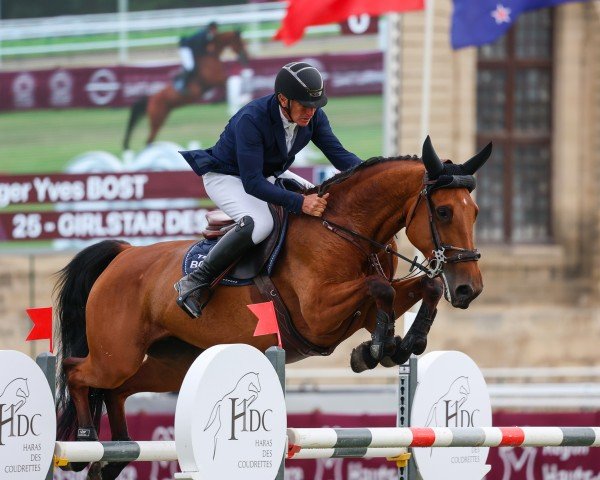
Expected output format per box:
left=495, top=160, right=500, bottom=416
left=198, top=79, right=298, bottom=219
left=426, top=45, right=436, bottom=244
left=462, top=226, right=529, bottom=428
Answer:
left=279, top=95, right=317, bottom=127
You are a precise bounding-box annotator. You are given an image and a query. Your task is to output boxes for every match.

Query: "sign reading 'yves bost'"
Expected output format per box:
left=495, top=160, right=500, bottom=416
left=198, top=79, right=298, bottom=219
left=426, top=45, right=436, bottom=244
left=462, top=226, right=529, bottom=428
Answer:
left=174, top=344, right=286, bottom=480
left=0, top=350, right=56, bottom=480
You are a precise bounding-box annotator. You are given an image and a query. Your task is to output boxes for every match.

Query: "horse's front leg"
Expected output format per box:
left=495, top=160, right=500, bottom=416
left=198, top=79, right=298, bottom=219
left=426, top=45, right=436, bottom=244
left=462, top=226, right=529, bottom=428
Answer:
left=388, top=275, right=444, bottom=366
left=350, top=275, right=396, bottom=373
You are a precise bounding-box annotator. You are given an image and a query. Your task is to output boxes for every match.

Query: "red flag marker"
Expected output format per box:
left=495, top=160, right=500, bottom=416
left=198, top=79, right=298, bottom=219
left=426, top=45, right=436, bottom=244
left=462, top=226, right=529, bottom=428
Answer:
left=26, top=307, right=53, bottom=353
left=275, top=0, right=424, bottom=45
left=248, top=301, right=282, bottom=348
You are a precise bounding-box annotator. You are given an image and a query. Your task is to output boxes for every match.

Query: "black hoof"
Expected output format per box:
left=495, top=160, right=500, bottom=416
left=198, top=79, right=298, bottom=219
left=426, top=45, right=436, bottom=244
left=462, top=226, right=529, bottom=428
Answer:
left=87, top=461, right=103, bottom=480
left=100, top=461, right=131, bottom=480
left=390, top=335, right=412, bottom=365
left=379, top=355, right=397, bottom=368
left=400, top=333, right=427, bottom=357
left=69, top=461, right=90, bottom=473
left=350, top=341, right=379, bottom=373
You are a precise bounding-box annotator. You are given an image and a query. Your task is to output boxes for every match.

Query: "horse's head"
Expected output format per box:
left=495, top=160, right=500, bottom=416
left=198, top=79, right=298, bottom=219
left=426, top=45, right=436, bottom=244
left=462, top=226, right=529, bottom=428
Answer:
left=214, top=30, right=249, bottom=65
left=406, top=136, right=492, bottom=308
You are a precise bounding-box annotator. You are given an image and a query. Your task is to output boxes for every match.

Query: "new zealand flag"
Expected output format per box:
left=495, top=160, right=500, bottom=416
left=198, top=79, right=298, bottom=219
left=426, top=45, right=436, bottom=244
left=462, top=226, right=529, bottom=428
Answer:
left=451, top=0, right=588, bottom=49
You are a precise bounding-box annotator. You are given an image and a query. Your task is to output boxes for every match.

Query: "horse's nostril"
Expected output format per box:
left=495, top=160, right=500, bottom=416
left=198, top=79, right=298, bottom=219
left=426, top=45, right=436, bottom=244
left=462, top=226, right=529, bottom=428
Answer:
left=455, top=284, right=474, bottom=299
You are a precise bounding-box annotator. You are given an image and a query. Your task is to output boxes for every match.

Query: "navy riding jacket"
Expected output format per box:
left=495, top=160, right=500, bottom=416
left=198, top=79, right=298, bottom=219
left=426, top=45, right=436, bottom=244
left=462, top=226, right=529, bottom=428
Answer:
left=179, top=28, right=212, bottom=55
left=180, top=94, right=362, bottom=214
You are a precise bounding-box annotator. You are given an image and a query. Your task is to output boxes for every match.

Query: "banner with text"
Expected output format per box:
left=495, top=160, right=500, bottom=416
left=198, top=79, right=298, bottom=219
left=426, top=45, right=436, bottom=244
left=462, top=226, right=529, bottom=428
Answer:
left=0, top=167, right=323, bottom=242
left=0, top=52, right=383, bottom=111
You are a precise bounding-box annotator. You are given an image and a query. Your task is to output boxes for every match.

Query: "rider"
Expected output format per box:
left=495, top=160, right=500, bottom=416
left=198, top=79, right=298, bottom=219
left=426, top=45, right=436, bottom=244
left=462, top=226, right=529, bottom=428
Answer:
left=176, top=21, right=218, bottom=93
left=175, top=61, right=363, bottom=318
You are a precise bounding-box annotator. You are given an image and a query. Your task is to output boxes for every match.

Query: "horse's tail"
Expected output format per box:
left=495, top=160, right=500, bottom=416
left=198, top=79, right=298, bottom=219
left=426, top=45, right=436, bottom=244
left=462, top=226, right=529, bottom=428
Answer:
left=54, top=239, right=131, bottom=440
left=123, top=95, right=148, bottom=150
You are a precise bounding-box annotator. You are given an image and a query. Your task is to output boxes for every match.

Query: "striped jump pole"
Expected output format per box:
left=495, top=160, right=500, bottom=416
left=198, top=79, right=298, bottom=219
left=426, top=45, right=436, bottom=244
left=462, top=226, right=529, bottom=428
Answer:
left=53, top=441, right=177, bottom=467
left=54, top=441, right=409, bottom=464
left=287, top=426, right=600, bottom=451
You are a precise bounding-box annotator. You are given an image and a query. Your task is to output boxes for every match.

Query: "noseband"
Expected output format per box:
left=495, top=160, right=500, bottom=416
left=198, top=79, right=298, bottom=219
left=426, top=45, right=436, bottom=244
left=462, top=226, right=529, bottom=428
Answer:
left=319, top=173, right=480, bottom=279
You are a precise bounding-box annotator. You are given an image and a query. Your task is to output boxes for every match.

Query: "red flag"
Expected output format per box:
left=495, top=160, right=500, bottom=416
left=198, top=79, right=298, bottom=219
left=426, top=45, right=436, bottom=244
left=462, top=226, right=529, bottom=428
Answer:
left=275, top=0, right=424, bottom=45
left=248, top=301, right=282, bottom=348
left=26, top=307, right=53, bottom=353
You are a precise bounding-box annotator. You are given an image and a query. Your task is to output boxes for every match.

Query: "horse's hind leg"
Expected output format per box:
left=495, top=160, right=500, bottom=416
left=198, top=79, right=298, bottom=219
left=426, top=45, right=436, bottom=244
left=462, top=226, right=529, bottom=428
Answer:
left=146, top=100, right=170, bottom=145
left=95, top=344, right=201, bottom=480
left=62, top=349, right=146, bottom=473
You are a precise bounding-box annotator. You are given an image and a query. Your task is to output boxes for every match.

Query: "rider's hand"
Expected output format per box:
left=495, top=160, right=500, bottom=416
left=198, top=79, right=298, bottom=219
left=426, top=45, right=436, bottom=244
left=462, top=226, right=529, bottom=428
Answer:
left=302, top=193, right=329, bottom=217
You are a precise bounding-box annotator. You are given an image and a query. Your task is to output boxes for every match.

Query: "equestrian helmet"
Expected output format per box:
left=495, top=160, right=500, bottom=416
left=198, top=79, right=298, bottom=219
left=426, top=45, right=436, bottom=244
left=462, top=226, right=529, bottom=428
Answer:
left=274, top=62, right=328, bottom=108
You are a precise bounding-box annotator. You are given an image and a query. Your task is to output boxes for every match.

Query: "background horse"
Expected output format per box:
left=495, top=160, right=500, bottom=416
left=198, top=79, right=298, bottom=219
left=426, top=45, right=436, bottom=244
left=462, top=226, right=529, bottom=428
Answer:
left=54, top=137, right=491, bottom=480
left=122, top=30, right=249, bottom=150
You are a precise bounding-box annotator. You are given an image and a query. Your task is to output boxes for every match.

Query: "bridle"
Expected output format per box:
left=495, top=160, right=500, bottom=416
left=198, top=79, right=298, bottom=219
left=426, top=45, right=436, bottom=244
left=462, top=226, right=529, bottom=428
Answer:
left=318, top=174, right=481, bottom=280
left=404, top=175, right=481, bottom=278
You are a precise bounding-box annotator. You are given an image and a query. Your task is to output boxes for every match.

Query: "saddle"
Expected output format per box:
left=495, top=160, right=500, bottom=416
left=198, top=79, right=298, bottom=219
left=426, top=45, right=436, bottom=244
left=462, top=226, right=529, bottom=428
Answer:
left=182, top=178, right=297, bottom=283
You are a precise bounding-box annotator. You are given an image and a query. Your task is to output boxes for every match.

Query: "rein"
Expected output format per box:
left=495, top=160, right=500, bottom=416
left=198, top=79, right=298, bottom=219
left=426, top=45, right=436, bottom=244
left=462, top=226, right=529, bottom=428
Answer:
left=317, top=174, right=480, bottom=280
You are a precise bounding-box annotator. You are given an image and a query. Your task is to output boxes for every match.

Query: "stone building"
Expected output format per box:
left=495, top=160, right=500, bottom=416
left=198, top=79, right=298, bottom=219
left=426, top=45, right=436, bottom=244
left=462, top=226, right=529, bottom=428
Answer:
left=387, top=0, right=600, bottom=368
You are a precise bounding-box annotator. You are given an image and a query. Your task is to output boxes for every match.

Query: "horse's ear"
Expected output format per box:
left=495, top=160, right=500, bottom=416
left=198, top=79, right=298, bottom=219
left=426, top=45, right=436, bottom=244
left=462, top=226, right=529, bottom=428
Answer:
left=461, top=142, right=493, bottom=175
left=422, top=136, right=444, bottom=178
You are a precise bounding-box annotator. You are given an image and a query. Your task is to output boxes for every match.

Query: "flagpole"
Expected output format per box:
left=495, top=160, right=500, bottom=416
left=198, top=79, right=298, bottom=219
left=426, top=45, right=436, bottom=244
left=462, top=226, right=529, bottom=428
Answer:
left=383, top=13, right=402, bottom=157
left=420, top=0, right=434, bottom=143
left=409, top=0, right=435, bottom=313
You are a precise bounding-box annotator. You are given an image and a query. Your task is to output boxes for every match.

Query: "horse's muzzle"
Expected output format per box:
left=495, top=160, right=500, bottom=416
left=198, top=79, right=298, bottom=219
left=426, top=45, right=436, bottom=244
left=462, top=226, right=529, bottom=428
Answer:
left=450, top=283, right=481, bottom=309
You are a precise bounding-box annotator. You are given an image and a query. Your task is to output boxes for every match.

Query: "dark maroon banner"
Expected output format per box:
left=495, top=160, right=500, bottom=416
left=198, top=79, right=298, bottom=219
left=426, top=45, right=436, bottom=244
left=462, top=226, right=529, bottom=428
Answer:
left=52, top=411, right=600, bottom=480
left=0, top=52, right=383, bottom=111
left=0, top=207, right=212, bottom=241
left=0, top=167, right=322, bottom=241
left=0, top=171, right=202, bottom=207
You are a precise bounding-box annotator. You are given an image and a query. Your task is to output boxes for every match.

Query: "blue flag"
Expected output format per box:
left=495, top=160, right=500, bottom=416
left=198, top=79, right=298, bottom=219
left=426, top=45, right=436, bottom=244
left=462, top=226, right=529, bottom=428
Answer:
left=451, top=0, right=587, bottom=49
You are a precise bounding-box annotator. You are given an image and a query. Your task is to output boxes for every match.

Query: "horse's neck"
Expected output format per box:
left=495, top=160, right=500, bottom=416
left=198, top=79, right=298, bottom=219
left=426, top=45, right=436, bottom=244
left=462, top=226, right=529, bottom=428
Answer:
left=329, top=162, right=424, bottom=243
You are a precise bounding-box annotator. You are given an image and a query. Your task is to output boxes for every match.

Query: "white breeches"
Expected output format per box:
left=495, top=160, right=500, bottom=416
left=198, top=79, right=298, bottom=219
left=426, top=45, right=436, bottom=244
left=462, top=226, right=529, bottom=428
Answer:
left=202, top=171, right=314, bottom=244
left=179, top=47, right=195, bottom=71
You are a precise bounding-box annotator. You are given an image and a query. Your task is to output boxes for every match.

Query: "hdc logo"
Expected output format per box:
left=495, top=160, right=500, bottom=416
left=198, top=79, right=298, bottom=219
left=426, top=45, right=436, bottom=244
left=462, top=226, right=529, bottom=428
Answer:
left=229, top=396, right=273, bottom=439
left=444, top=399, right=480, bottom=427
left=0, top=406, right=42, bottom=445
left=204, top=372, right=267, bottom=459
left=0, top=378, right=41, bottom=446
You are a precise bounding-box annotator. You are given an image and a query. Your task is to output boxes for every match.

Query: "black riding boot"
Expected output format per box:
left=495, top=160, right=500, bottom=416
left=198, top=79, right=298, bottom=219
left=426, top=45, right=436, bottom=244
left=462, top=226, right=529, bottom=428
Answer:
left=175, top=70, right=194, bottom=94
left=175, top=216, right=255, bottom=318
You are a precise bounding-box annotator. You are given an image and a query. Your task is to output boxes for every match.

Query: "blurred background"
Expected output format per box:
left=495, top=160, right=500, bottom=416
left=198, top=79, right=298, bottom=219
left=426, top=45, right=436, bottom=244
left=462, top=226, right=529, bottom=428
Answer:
left=1, top=0, right=599, bottom=478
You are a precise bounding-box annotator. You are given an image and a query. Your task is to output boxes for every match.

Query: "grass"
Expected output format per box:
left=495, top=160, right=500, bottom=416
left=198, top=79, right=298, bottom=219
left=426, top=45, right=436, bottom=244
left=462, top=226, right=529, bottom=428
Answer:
left=0, top=95, right=383, bottom=174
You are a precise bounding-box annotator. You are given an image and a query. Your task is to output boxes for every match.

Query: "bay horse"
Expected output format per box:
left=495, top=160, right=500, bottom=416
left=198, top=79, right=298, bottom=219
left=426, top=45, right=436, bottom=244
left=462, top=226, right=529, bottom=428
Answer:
left=122, top=30, right=249, bottom=150
left=54, top=137, right=491, bottom=480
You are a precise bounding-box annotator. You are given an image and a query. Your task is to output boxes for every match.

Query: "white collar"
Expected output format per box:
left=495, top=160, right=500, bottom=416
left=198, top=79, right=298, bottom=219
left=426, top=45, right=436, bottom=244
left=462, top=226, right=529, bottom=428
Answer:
left=279, top=106, right=297, bottom=130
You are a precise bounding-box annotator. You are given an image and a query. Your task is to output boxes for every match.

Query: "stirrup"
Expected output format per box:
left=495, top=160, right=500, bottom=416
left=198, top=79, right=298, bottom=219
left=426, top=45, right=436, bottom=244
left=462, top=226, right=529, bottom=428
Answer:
left=175, top=283, right=213, bottom=318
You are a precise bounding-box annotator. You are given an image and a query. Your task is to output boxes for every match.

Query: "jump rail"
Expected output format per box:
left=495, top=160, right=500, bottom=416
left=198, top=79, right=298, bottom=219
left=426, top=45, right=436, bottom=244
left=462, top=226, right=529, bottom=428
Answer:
left=54, top=426, right=600, bottom=466
left=53, top=440, right=408, bottom=464
left=286, top=426, right=600, bottom=451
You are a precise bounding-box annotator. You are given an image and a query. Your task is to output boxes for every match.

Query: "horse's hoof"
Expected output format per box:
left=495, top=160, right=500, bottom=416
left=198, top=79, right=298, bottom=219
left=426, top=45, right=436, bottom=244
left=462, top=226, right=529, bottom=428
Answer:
left=69, top=461, right=90, bottom=473
left=390, top=336, right=412, bottom=365
left=379, top=355, right=397, bottom=368
left=400, top=333, right=427, bottom=356
left=101, top=461, right=131, bottom=480
left=87, top=461, right=103, bottom=480
left=350, top=342, right=378, bottom=373
left=369, top=342, right=384, bottom=361
left=411, top=337, right=428, bottom=355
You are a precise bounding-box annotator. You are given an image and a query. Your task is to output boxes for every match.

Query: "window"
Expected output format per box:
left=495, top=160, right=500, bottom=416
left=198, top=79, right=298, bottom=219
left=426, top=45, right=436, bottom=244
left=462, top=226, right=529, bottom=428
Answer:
left=476, top=9, right=553, bottom=243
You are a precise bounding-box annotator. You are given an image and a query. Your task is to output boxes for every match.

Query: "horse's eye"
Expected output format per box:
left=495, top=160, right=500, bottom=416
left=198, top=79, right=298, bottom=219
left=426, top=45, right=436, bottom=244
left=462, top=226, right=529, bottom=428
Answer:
left=436, top=206, right=453, bottom=221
